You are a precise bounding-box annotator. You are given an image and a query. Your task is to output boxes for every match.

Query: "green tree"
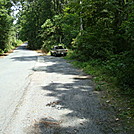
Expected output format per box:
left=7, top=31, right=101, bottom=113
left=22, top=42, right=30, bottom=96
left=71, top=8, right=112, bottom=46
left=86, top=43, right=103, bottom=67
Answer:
left=18, top=0, right=68, bottom=49
left=0, top=0, right=14, bottom=53
left=17, top=0, right=134, bottom=89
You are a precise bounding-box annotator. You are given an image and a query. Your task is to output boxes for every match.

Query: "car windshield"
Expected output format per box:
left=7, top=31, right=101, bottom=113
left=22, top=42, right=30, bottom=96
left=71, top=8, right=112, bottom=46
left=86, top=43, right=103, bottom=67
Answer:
left=54, top=46, right=63, bottom=49
left=58, top=46, right=63, bottom=49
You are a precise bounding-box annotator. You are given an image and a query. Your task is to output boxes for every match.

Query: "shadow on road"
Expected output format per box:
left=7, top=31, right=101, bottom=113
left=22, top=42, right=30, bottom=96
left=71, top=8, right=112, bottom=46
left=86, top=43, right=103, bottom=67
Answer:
left=10, top=44, right=38, bottom=62
left=33, top=56, right=84, bottom=76
left=16, top=45, right=28, bottom=50
left=11, top=56, right=37, bottom=62
left=27, top=56, right=118, bottom=134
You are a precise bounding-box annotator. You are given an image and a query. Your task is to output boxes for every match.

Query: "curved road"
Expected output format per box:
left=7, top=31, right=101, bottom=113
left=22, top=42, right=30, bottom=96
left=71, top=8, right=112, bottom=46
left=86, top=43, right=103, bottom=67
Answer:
left=0, top=43, right=39, bottom=133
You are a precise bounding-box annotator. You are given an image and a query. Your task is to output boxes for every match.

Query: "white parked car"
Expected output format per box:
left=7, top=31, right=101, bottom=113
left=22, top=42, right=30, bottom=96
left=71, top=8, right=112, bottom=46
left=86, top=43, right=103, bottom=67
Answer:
left=50, top=46, right=68, bottom=56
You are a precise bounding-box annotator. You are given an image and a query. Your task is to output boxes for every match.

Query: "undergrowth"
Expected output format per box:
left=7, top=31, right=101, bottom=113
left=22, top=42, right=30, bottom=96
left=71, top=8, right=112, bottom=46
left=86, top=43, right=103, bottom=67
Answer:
left=0, top=40, right=22, bottom=56
left=65, top=51, right=134, bottom=133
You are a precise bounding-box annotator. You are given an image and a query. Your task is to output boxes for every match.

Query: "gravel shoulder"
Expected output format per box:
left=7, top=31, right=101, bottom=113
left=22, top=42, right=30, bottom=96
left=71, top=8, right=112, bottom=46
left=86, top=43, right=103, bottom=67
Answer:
left=5, top=56, right=124, bottom=134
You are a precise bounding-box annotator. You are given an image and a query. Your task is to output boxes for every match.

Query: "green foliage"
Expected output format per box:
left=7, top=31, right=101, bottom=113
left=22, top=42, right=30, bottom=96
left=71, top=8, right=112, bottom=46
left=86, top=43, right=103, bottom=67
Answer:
left=61, top=11, right=79, bottom=48
left=65, top=0, right=134, bottom=92
left=0, top=49, right=4, bottom=55
left=104, top=52, right=134, bottom=90
left=0, top=0, right=18, bottom=52
left=18, top=0, right=133, bottom=92
left=18, top=0, right=66, bottom=49
left=65, top=53, right=134, bottom=132
left=40, top=17, right=59, bottom=52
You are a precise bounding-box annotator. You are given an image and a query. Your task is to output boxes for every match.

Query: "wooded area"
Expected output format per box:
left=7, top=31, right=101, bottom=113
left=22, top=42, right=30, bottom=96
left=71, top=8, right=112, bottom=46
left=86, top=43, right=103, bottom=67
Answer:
left=0, top=0, right=134, bottom=131
left=0, top=0, right=22, bottom=54
left=4, top=0, right=133, bottom=91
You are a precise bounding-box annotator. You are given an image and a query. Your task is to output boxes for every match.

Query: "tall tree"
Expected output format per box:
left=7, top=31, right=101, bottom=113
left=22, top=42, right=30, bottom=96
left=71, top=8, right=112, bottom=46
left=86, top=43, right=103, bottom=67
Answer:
left=0, top=0, right=14, bottom=52
left=18, top=0, right=54, bottom=49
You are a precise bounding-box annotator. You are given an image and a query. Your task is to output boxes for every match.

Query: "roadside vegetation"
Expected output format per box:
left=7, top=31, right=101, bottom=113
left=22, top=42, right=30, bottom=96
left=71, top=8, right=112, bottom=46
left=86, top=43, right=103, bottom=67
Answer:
left=0, top=0, right=23, bottom=56
left=1, top=0, right=133, bottom=133
left=65, top=52, right=134, bottom=133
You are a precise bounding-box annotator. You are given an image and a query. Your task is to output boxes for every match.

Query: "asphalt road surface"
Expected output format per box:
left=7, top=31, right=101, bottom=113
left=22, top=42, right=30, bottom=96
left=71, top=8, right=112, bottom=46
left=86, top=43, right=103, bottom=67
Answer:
left=0, top=44, right=125, bottom=134
left=0, top=43, right=39, bottom=133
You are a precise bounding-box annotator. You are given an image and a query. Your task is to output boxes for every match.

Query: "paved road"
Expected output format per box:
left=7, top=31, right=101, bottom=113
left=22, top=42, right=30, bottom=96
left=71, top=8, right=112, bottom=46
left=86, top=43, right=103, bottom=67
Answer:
left=0, top=45, right=124, bottom=134
left=4, top=55, right=124, bottom=134
left=0, top=44, right=39, bottom=133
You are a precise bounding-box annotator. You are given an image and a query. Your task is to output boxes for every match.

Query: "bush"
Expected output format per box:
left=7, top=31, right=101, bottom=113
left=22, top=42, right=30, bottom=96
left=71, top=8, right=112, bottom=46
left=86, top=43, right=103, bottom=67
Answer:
left=16, top=40, right=23, bottom=46
left=0, top=49, right=4, bottom=55
left=104, top=51, right=134, bottom=91
left=4, top=48, right=9, bottom=53
left=116, top=52, right=134, bottom=91
left=67, top=50, right=134, bottom=92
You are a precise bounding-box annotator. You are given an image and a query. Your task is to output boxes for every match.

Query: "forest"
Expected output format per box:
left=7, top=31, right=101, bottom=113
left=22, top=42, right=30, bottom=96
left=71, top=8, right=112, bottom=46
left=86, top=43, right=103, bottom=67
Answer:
left=0, top=0, right=22, bottom=54
left=0, top=0, right=134, bottom=131
left=1, top=0, right=133, bottom=92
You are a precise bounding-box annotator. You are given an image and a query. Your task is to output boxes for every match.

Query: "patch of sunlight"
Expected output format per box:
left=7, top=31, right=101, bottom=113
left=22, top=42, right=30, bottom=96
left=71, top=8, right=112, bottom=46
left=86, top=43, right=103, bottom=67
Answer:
left=81, top=89, right=89, bottom=92
left=61, top=116, right=88, bottom=127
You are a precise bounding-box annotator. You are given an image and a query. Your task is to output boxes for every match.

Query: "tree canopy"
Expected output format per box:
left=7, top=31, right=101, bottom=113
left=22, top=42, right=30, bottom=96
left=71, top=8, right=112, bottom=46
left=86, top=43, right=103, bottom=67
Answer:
left=1, top=0, right=134, bottom=90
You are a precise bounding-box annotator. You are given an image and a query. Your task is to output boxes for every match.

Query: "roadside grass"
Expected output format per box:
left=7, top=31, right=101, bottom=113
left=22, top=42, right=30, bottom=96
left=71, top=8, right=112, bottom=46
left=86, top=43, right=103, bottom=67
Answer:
left=64, top=51, right=134, bottom=133
left=0, top=40, right=23, bottom=57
